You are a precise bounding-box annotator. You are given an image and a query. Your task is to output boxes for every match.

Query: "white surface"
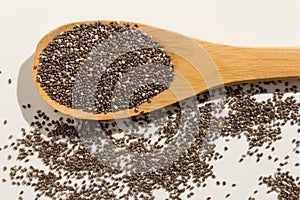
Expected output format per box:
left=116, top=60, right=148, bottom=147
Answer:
left=0, top=0, right=300, bottom=199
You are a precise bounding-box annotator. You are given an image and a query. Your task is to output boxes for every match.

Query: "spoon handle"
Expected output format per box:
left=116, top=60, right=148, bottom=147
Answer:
left=200, top=41, right=300, bottom=85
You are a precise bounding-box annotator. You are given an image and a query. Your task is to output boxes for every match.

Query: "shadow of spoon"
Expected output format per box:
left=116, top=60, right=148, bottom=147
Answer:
left=17, top=54, right=71, bottom=134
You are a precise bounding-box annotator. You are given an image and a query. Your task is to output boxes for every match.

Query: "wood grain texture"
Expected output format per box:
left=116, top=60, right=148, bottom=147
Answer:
left=32, top=20, right=300, bottom=120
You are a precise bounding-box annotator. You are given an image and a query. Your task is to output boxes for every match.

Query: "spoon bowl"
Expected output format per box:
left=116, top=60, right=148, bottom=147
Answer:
left=33, top=20, right=300, bottom=120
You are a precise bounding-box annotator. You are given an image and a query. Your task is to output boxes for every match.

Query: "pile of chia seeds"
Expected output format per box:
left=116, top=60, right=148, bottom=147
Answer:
left=36, top=22, right=174, bottom=114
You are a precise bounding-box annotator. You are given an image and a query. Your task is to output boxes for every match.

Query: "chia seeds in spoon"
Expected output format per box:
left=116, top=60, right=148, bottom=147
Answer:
left=37, top=21, right=174, bottom=114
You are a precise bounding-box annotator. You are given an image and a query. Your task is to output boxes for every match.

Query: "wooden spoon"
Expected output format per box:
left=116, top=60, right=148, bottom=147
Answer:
left=33, top=20, right=300, bottom=120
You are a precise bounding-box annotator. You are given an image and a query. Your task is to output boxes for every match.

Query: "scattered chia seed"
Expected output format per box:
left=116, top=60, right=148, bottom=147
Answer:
left=260, top=171, right=300, bottom=200
left=1, top=79, right=299, bottom=199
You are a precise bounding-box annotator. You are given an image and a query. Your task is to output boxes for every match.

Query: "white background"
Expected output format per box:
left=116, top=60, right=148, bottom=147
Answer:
left=0, top=0, right=299, bottom=199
